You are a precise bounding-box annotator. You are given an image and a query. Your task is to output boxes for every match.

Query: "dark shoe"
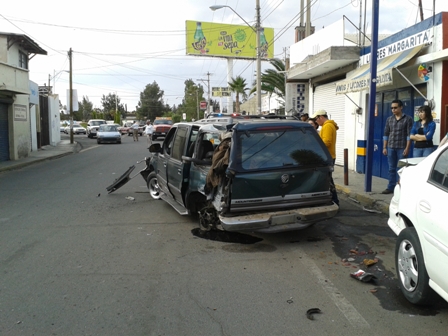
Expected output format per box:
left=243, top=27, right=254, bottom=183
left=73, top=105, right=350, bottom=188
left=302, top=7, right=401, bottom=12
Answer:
left=381, top=189, right=393, bottom=194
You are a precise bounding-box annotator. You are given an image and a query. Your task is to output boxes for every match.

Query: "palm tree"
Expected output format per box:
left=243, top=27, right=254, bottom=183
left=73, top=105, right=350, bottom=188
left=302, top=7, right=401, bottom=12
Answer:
left=250, top=58, right=286, bottom=100
left=228, top=76, right=249, bottom=113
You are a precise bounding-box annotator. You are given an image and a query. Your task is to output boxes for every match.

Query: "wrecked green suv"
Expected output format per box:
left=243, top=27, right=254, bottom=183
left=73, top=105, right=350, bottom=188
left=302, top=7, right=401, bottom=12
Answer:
left=147, top=119, right=338, bottom=233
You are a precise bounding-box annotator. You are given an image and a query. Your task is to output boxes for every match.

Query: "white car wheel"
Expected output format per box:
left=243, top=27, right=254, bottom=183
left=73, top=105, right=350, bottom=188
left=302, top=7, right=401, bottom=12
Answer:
left=395, top=227, right=436, bottom=305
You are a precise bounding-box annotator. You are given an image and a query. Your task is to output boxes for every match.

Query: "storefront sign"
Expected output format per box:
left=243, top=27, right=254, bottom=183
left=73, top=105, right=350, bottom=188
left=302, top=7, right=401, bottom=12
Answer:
left=335, top=69, right=393, bottom=94
left=14, top=104, right=27, bottom=121
left=360, top=28, right=432, bottom=65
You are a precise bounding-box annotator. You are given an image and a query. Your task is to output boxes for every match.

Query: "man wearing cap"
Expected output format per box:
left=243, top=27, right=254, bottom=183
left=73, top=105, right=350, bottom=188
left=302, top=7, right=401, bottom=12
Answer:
left=311, top=109, right=339, bottom=206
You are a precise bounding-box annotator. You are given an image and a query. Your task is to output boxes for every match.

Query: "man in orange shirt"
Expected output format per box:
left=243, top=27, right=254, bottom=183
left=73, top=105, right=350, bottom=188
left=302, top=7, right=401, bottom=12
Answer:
left=312, top=109, right=339, bottom=206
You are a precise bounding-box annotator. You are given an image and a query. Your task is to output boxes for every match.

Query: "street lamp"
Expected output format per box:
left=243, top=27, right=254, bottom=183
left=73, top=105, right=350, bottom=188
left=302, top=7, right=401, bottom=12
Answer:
left=210, top=1, right=262, bottom=114
left=48, top=70, right=69, bottom=94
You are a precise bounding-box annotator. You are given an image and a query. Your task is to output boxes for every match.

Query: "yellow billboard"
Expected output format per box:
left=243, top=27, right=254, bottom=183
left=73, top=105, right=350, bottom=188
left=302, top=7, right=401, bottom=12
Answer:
left=186, top=20, right=274, bottom=59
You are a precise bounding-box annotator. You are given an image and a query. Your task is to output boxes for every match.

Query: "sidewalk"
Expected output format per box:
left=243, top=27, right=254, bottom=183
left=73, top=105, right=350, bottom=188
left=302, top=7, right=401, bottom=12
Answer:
left=0, top=141, right=393, bottom=215
left=0, top=140, right=81, bottom=173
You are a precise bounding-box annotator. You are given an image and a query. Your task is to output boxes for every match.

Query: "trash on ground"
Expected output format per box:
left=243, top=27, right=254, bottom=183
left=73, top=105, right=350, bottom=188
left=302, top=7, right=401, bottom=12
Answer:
left=363, top=206, right=382, bottom=213
left=347, top=257, right=355, bottom=262
left=363, top=258, right=378, bottom=266
left=125, top=196, right=135, bottom=201
left=369, top=289, right=378, bottom=293
left=350, top=269, right=377, bottom=283
left=306, top=308, right=322, bottom=320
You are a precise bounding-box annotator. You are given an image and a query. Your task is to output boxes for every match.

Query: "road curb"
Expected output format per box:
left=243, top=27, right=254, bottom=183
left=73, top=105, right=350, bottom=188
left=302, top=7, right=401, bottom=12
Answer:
left=336, top=184, right=389, bottom=215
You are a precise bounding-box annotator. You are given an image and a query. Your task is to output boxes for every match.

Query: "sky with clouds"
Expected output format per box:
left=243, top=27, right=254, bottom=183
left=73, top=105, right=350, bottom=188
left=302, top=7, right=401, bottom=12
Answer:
left=1, top=0, right=447, bottom=112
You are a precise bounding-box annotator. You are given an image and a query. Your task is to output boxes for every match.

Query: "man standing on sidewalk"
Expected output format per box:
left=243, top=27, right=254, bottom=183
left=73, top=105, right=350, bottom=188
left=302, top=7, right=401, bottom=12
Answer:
left=382, top=99, right=413, bottom=194
left=145, top=120, right=154, bottom=148
left=311, top=109, right=339, bottom=206
left=131, top=121, right=139, bottom=141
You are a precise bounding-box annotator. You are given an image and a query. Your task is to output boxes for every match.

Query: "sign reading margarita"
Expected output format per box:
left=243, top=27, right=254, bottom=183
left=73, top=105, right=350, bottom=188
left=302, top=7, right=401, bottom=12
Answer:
left=186, top=20, right=274, bottom=59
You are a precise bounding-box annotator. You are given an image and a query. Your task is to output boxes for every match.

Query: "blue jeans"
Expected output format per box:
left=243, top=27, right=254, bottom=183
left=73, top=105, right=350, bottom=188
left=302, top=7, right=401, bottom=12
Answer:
left=387, top=148, right=405, bottom=191
left=413, top=147, right=434, bottom=158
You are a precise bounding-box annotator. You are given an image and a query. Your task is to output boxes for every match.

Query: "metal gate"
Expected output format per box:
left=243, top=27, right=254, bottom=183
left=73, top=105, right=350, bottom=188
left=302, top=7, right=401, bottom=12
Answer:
left=313, top=82, right=346, bottom=166
left=0, top=103, right=10, bottom=161
left=39, top=95, right=50, bottom=146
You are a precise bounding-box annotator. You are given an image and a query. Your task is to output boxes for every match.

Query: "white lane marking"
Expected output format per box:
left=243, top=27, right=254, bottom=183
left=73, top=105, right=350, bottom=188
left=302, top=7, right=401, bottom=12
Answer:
left=80, top=145, right=100, bottom=153
left=298, top=248, right=370, bottom=328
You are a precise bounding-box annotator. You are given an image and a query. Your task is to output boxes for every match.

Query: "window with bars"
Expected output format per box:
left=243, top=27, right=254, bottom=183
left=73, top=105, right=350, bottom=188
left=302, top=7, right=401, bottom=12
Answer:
left=19, top=51, right=28, bottom=69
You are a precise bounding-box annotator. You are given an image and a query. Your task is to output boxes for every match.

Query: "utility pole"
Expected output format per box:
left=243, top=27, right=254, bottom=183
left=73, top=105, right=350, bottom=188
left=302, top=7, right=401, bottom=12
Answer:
left=256, top=0, right=262, bottom=114
left=197, top=72, right=212, bottom=117
left=69, top=48, right=74, bottom=144
left=365, top=0, right=379, bottom=192
left=418, top=0, right=424, bottom=21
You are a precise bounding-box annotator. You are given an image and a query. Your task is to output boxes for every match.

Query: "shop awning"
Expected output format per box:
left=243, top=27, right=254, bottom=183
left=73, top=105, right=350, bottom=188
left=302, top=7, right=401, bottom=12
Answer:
left=335, top=45, right=423, bottom=94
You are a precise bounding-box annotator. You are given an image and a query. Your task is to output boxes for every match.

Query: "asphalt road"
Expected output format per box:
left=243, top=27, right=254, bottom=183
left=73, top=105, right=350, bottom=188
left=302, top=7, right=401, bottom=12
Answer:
left=0, top=133, right=447, bottom=335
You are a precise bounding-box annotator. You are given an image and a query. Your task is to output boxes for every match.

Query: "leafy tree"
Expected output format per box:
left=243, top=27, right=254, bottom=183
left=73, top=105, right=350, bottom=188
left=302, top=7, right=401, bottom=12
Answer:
left=228, top=76, right=248, bottom=113
left=77, top=96, right=93, bottom=121
left=101, top=93, right=125, bottom=120
left=136, top=81, right=167, bottom=121
left=177, top=79, right=204, bottom=121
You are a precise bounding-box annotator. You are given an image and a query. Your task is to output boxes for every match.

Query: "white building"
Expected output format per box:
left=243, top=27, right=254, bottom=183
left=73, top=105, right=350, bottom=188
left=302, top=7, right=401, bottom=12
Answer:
left=0, top=32, right=48, bottom=161
left=286, top=13, right=448, bottom=181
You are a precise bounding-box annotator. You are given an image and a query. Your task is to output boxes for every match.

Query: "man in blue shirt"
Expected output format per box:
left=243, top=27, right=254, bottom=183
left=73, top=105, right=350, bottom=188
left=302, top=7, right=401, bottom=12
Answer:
left=382, top=99, right=413, bottom=194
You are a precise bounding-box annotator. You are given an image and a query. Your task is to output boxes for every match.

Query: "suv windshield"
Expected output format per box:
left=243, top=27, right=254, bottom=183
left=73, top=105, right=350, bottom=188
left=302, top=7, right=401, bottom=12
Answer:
left=91, top=120, right=105, bottom=126
left=235, top=128, right=329, bottom=170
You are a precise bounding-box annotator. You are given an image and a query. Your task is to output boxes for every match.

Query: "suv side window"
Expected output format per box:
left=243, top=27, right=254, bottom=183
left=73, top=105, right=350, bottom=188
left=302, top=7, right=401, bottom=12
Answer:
left=163, top=127, right=177, bottom=156
left=171, top=127, right=188, bottom=160
left=430, top=148, right=448, bottom=189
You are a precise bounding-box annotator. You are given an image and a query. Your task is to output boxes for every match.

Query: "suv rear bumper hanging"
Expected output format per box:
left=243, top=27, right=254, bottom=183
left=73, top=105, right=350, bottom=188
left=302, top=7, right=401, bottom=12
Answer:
left=219, top=203, right=339, bottom=233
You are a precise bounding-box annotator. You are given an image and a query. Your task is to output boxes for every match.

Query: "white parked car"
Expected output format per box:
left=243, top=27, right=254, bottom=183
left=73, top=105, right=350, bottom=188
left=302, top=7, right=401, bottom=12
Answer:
left=64, top=124, right=86, bottom=135
left=86, top=119, right=106, bottom=138
left=388, top=143, right=448, bottom=305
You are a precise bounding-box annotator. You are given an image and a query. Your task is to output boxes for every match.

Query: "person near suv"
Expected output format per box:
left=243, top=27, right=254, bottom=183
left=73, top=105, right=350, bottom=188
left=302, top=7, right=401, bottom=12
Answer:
left=131, top=121, right=140, bottom=141
left=312, top=109, right=340, bottom=206
left=145, top=120, right=154, bottom=147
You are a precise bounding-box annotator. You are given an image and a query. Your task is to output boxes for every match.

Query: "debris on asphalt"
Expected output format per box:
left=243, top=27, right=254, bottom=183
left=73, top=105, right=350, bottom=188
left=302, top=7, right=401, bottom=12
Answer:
left=125, top=196, right=135, bottom=201
left=348, top=197, right=360, bottom=203
left=306, top=308, right=322, bottom=320
left=307, top=236, right=324, bottom=242
left=362, top=206, right=382, bottom=213
left=363, top=258, right=378, bottom=266
left=369, top=289, right=378, bottom=293
left=350, top=269, right=378, bottom=283
left=287, top=297, right=294, bottom=304
left=97, top=193, right=101, bottom=197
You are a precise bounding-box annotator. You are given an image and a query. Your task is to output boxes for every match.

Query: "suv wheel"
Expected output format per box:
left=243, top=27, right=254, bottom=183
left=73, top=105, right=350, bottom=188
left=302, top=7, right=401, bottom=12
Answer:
left=395, top=227, right=436, bottom=305
left=146, top=172, right=160, bottom=200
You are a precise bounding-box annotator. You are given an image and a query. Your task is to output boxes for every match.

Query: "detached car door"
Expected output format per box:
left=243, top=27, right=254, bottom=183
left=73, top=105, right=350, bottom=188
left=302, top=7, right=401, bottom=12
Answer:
left=166, top=125, right=190, bottom=205
left=156, top=127, right=177, bottom=198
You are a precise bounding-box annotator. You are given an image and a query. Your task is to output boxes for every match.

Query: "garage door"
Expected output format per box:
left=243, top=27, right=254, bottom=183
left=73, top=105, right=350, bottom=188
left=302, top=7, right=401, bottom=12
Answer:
left=313, top=82, right=346, bottom=166
left=0, top=103, right=9, bottom=161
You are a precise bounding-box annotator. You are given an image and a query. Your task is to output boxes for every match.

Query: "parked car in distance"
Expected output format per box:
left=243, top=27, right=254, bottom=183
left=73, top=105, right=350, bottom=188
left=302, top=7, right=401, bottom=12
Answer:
left=388, top=143, right=448, bottom=305
left=152, top=117, right=173, bottom=140
left=120, top=125, right=130, bottom=135
left=87, top=119, right=106, bottom=138
left=97, top=124, right=121, bottom=144
left=68, top=124, right=86, bottom=135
